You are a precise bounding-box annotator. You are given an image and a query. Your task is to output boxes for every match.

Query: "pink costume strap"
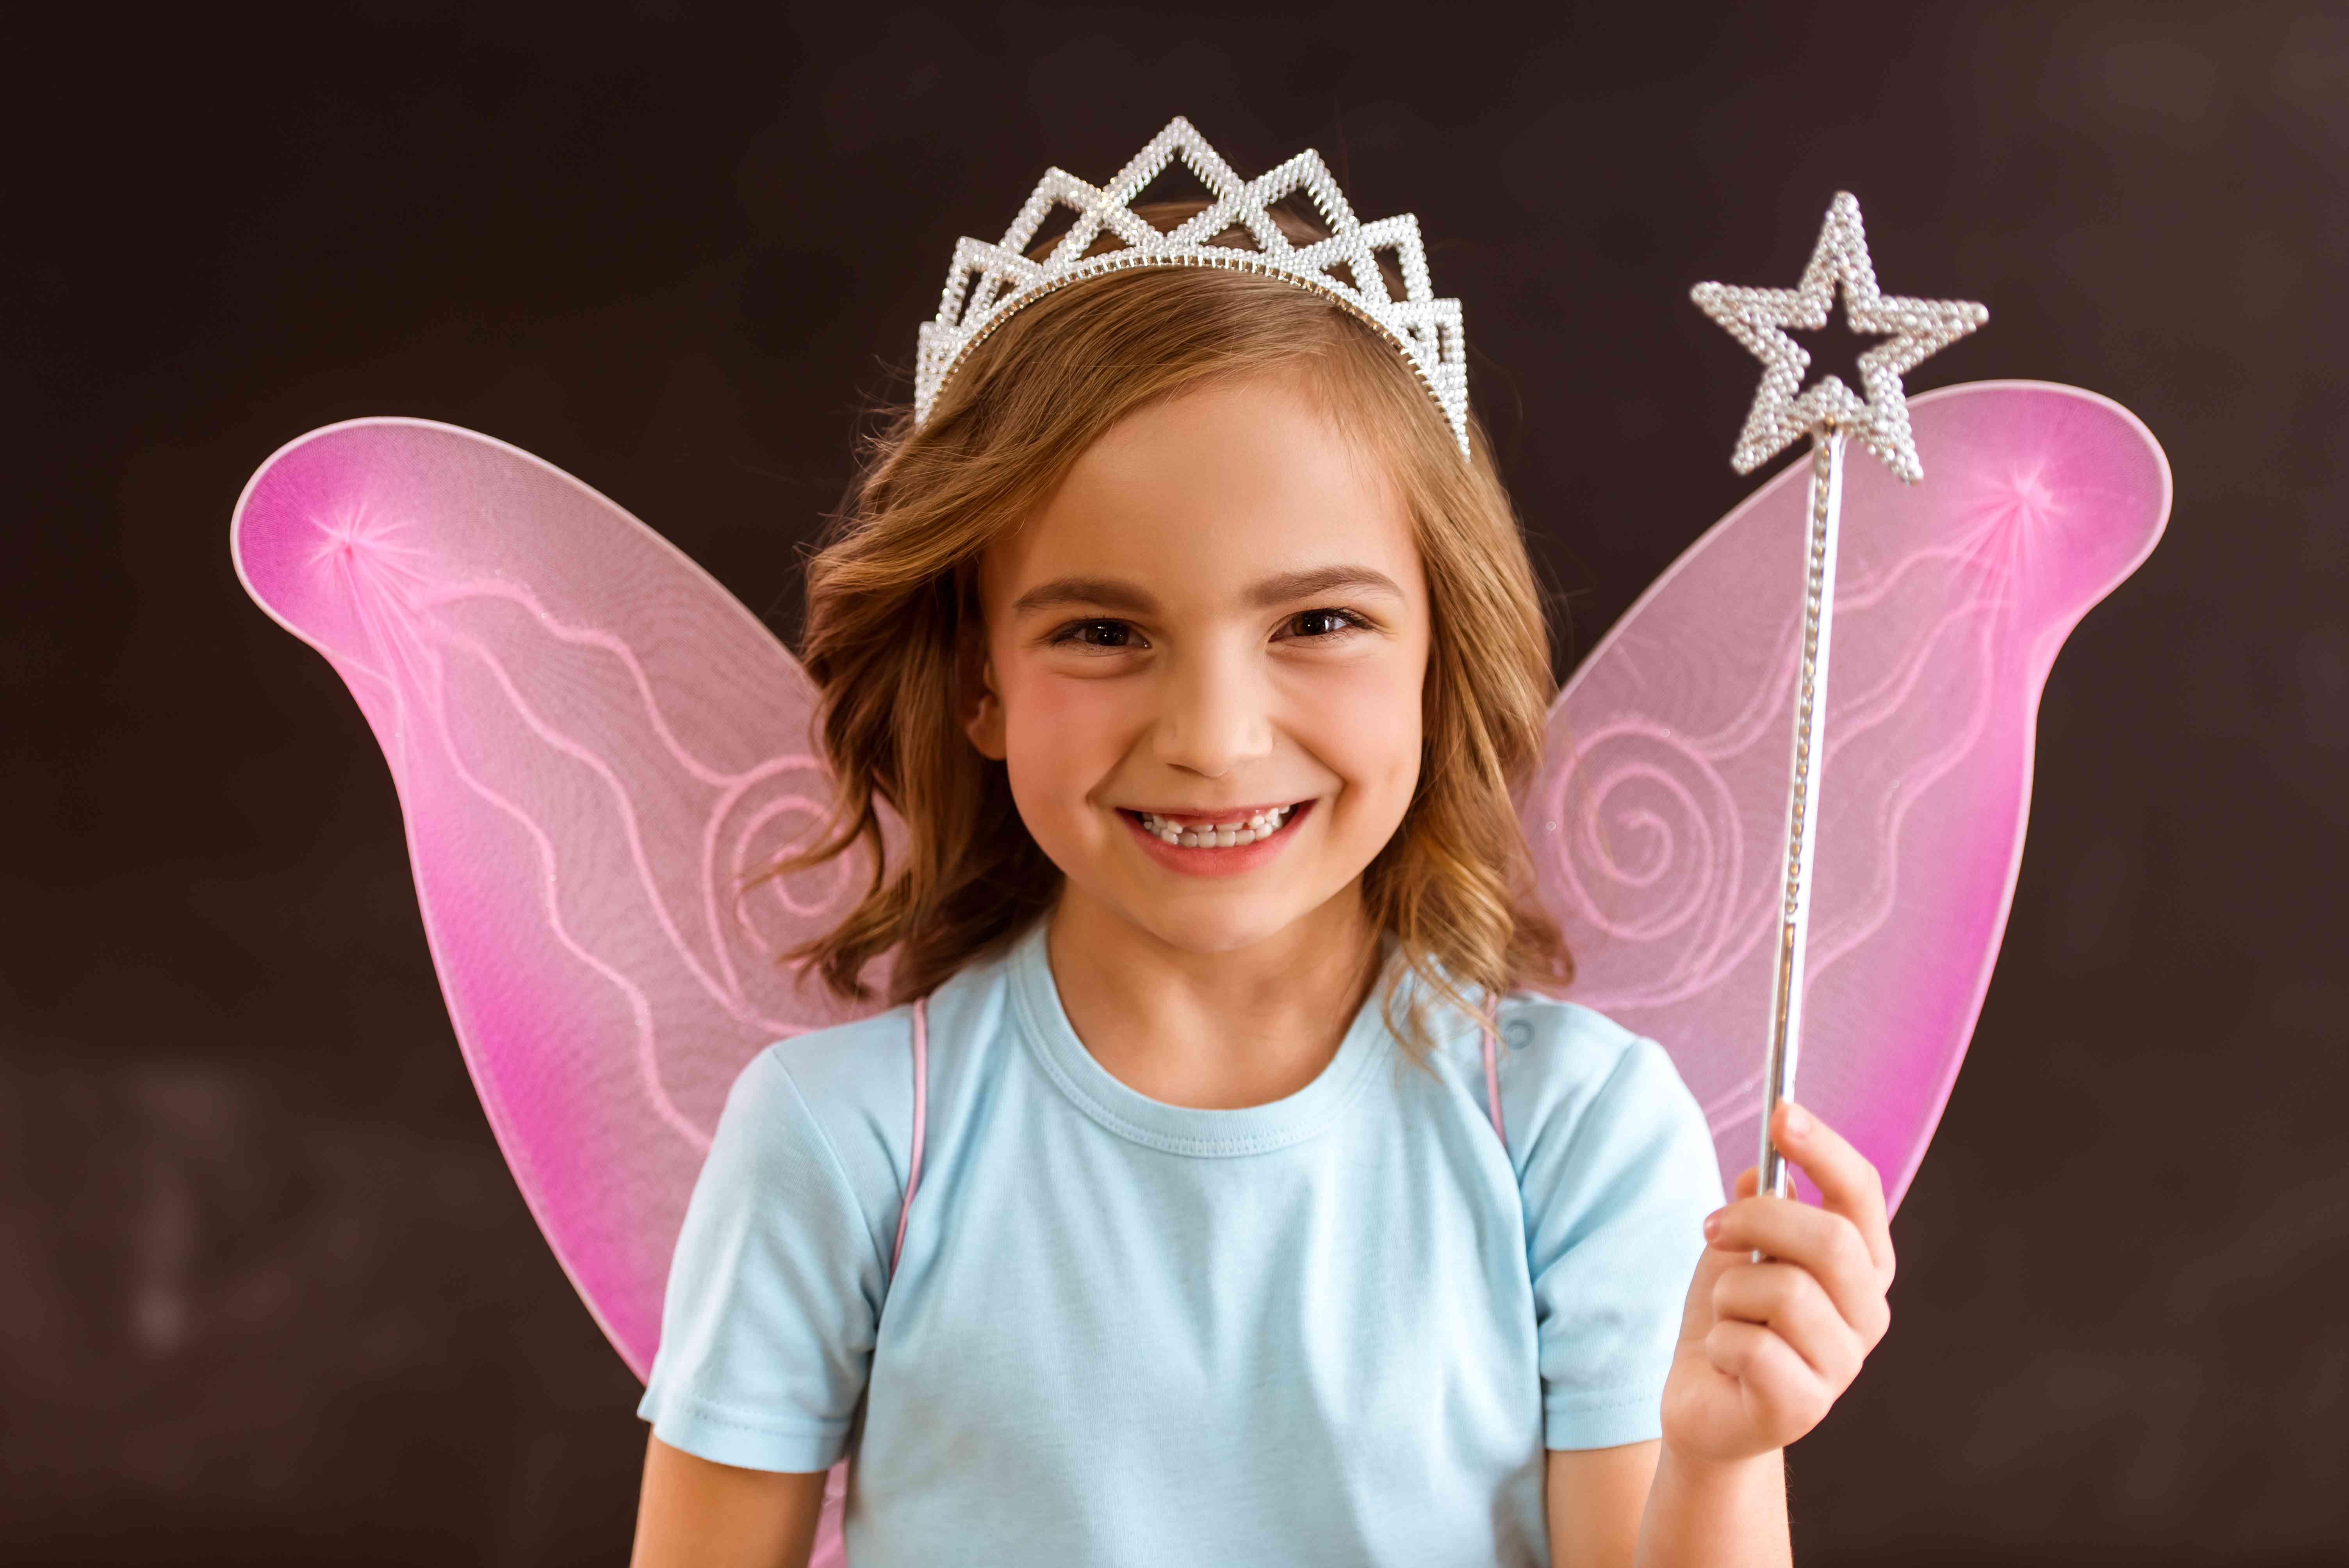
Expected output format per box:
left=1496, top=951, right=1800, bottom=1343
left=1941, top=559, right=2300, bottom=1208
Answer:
left=885, top=993, right=1509, bottom=1278
left=1481, top=1010, right=1508, bottom=1157
left=888, top=996, right=929, bottom=1278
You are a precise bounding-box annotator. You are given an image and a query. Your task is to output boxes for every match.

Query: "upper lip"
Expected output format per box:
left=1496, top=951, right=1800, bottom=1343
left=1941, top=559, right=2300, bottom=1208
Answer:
left=1123, top=800, right=1303, bottom=823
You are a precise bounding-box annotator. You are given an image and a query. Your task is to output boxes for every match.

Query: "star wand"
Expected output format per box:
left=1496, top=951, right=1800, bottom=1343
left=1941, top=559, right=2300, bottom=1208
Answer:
left=1691, top=193, right=1986, bottom=1220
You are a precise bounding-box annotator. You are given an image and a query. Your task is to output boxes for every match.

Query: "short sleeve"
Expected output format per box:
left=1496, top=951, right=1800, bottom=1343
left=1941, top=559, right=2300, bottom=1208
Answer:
left=1510, top=1016, right=1725, bottom=1451
left=634, top=1045, right=889, bottom=1472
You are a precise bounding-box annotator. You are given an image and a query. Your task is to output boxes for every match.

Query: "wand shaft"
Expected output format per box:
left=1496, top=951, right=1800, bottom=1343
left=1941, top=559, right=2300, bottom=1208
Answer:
left=1758, top=430, right=1845, bottom=1226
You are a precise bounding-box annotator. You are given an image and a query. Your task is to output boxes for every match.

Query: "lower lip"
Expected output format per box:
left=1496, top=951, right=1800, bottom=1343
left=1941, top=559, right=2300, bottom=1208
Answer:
left=1119, top=800, right=1314, bottom=879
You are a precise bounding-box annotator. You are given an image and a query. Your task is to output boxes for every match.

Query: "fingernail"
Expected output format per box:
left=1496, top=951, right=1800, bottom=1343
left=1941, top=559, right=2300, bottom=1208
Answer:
left=1702, top=1210, right=1721, bottom=1239
left=1785, top=1103, right=1811, bottom=1138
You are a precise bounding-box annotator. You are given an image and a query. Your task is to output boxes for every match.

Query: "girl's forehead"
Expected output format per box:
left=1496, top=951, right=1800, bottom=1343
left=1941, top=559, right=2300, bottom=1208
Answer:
left=985, top=374, right=1416, bottom=599
left=1073, top=370, right=1390, bottom=497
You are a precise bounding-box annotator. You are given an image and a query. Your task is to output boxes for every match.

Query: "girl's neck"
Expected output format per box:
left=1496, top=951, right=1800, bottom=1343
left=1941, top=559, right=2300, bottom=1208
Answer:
left=1043, top=886, right=1385, bottom=1112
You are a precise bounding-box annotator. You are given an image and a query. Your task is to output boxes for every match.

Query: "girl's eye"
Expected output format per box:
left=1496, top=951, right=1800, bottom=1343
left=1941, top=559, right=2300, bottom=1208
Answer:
left=1048, top=618, right=1141, bottom=650
left=1045, top=610, right=1369, bottom=650
left=1280, top=608, right=1372, bottom=641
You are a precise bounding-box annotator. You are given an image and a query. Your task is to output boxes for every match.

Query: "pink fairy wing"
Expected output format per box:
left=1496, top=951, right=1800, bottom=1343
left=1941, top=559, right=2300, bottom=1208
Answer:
left=233, top=418, right=882, bottom=1561
left=1529, top=381, right=2169, bottom=1215
left=229, top=417, right=896, bottom=1374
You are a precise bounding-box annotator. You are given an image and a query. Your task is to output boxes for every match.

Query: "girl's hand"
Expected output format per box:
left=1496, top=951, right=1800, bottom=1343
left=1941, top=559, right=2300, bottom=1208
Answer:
left=1659, top=1099, right=1896, bottom=1468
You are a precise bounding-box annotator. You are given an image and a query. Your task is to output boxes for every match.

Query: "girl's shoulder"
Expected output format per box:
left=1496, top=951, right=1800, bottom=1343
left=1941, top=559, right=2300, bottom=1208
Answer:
left=735, top=951, right=1019, bottom=1196
left=705, top=1007, right=923, bottom=1243
left=1490, top=990, right=1647, bottom=1067
left=1480, top=992, right=1713, bottom=1178
left=760, top=1004, right=922, bottom=1135
left=1458, top=989, right=1664, bottom=1093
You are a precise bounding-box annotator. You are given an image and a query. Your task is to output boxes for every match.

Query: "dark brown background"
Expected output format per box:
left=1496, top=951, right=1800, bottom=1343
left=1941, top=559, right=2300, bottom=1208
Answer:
left=7, top=2, right=2345, bottom=1563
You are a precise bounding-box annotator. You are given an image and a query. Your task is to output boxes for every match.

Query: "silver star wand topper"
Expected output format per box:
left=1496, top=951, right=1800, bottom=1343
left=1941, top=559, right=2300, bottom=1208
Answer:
left=1691, top=193, right=1985, bottom=1224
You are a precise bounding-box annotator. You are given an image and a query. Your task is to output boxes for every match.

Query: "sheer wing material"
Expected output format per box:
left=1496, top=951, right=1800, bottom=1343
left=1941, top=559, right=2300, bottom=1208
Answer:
left=1527, top=381, right=2168, bottom=1214
left=232, top=382, right=2165, bottom=1559
left=231, top=416, right=896, bottom=1561
left=230, top=418, right=896, bottom=1382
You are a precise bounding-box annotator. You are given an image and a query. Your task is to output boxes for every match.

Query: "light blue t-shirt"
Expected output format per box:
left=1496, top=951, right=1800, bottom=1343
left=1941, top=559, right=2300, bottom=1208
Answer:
left=638, top=916, right=1723, bottom=1565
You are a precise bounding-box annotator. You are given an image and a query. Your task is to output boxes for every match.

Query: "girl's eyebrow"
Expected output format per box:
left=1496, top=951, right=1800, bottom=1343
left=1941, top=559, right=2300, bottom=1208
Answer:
left=1011, top=565, right=1406, bottom=618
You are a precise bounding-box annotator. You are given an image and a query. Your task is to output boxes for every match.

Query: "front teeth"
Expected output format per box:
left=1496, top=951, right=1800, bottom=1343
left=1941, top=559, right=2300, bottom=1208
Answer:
left=1137, top=804, right=1296, bottom=848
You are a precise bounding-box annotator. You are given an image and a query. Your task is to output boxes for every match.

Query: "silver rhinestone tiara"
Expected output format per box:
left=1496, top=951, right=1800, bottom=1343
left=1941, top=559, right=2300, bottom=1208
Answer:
left=913, top=115, right=1470, bottom=456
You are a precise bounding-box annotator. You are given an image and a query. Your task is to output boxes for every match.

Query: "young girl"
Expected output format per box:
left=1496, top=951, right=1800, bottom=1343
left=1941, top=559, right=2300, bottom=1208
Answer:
left=628, top=139, right=1895, bottom=1568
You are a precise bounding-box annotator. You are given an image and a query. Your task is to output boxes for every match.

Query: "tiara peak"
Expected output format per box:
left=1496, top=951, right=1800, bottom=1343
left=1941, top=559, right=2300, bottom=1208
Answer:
left=912, top=115, right=1471, bottom=456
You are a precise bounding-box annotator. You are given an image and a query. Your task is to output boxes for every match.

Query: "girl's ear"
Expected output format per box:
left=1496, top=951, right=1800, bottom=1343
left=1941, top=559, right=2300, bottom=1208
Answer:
left=962, top=640, right=1008, bottom=761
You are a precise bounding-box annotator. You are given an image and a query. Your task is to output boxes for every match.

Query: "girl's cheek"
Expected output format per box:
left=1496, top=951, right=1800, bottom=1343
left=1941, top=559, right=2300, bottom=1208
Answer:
left=1019, top=668, right=1130, bottom=737
left=999, top=665, right=1134, bottom=786
left=1287, top=658, right=1422, bottom=784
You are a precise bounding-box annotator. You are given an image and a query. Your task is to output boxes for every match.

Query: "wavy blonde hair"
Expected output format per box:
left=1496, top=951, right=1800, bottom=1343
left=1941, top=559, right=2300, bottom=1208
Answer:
left=763, top=200, right=1574, bottom=1066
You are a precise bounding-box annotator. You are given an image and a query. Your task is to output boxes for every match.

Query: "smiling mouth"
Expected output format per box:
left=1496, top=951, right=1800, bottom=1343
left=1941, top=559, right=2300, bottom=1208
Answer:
left=1119, top=802, right=1303, bottom=848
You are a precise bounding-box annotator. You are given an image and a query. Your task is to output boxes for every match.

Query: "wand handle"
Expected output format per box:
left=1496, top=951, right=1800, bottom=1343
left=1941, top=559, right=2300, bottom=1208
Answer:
left=1757, top=430, right=1845, bottom=1247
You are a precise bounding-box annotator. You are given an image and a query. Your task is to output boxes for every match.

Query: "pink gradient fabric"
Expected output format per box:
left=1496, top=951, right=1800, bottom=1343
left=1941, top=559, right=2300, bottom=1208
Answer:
left=1527, top=381, right=2169, bottom=1213
left=230, top=381, right=2164, bottom=1560
left=228, top=419, right=906, bottom=1360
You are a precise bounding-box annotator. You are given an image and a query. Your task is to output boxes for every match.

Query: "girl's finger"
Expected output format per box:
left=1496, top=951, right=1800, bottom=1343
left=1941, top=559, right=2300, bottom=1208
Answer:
left=1773, top=1101, right=1893, bottom=1280
left=1702, top=1319, right=1831, bottom=1433
left=1711, top=1262, right=1864, bottom=1390
left=1707, top=1200, right=1886, bottom=1344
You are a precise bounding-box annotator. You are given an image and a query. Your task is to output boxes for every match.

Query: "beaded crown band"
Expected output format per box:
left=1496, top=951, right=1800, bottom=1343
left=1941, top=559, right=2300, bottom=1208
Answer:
left=913, top=115, right=1471, bottom=456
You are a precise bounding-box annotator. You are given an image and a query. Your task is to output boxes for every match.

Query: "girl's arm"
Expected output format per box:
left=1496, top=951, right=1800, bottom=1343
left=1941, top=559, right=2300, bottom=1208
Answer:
left=1546, top=1440, right=1791, bottom=1568
left=1633, top=1099, right=1895, bottom=1567
left=1544, top=1439, right=1659, bottom=1566
left=630, top=1434, right=828, bottom=1568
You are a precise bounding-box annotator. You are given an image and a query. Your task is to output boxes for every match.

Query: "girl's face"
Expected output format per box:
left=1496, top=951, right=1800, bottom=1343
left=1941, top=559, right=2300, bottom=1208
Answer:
left=967, top=370, right=1430, bottom=957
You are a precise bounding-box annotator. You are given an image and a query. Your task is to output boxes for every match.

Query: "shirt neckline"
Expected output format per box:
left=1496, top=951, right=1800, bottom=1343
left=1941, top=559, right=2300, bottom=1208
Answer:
left=1006, top=915, right=1401, bottom=1157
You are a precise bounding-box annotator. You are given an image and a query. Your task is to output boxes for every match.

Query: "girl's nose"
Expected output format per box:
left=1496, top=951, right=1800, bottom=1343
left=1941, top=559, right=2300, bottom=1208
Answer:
left=1151, top=644, right=1273, bottom=776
